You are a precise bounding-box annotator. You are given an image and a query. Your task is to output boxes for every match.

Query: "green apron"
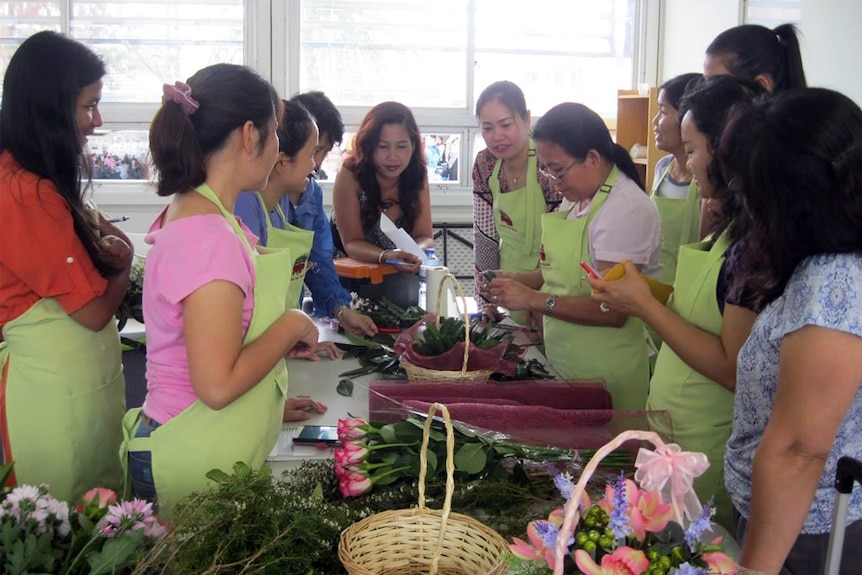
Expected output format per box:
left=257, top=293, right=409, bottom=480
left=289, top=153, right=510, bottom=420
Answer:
left=647, top=229, right=733, bottom=529
left=1, top=298, right=125, bottom=501
left=490, top=142, right=546, bottom=325
left=256, top=192, right=314, bottom=310
left=650, top=159, right=701, bottom=285
left=120, top=184, right=290, bottom=521
left=540, top=168, right=650, bottom=411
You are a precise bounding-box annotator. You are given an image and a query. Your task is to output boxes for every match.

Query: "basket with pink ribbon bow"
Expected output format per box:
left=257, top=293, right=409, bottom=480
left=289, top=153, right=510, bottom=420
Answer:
left=504, top=430, right=739, bottom=575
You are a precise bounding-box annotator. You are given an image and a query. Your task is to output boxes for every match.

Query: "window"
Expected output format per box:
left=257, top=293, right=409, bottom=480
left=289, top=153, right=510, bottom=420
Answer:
left=474, top=0, right=637, bottom=118
left=743, top=0, right=802, bottom=27
left=2, top=0, right=653, bottom=191
left=297, top=0, right=639, bottom=118
left=1, top=1, right=245, bottom=103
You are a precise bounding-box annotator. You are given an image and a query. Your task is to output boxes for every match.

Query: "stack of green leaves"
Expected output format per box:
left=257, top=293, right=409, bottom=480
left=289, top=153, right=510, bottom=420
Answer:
left=352, top=296, right=425, bottom=329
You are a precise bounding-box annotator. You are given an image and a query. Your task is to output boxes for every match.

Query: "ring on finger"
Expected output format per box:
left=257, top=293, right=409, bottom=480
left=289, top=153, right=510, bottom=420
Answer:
left=600, top=301, right=610, bottom=313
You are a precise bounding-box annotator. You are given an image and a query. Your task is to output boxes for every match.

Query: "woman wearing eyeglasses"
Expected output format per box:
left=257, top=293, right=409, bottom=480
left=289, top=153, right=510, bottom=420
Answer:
left=472, top=81, right=560, bottom=325
left=485, top=102, right=660, bottom=410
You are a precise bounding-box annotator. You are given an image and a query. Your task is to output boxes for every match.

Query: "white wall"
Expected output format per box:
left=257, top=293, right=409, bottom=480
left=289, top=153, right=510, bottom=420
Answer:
left=658, top=0, right=742, bottom=81
left=658, top=0, right=862, bottom=105
left=798, top=0, right=862, bottom=105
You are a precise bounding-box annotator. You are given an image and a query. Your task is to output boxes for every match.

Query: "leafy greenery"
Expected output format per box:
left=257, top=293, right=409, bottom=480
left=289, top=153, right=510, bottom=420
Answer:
left=412, top=316, right=512, bottom=356
left=115, top=255, right=145, bottom=331
left=353, top=296, right=425, bottom=329
left=134, top=458, right=608, bottom=575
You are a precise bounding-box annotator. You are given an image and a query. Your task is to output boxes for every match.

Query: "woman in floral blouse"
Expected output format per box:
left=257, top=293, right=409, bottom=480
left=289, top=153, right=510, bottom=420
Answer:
left=722, top=88, right=862, bottom=575
left=472, top=81, right=561, bottom=319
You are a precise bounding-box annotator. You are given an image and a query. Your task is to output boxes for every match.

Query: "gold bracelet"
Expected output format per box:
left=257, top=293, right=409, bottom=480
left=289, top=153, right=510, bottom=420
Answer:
left=378, top=250, right=387, bottom=264
left=334, top=306, right=348, bottom=321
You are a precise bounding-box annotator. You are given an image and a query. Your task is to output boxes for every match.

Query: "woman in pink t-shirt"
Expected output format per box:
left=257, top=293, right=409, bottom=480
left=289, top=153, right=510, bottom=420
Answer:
left=123, top=65, right=330, bottom=516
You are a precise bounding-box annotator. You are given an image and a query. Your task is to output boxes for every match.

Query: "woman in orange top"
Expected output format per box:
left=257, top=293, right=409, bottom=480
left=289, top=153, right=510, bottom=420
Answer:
left=0, top=31, right=133, bottom=500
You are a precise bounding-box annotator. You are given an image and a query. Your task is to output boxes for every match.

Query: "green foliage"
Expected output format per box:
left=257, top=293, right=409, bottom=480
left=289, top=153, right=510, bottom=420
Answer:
left=115, top=255, right=145, bottom=330
left=353, top=296, right=425, bottom=329
left=135, top=462, right=369, bottom=575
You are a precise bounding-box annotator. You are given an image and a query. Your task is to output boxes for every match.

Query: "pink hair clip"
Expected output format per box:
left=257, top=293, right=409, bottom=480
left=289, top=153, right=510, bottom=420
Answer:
left=162, top=81, right=199, bottom=115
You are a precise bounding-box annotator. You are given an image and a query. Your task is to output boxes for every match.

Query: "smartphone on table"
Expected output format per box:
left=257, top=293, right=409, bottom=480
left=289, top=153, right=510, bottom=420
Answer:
left=293, top=425, right=340, bottom=446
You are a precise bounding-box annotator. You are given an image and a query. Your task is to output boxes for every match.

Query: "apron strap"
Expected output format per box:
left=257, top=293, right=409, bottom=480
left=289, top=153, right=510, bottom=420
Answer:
left=195, top=184, right=255, bottom=256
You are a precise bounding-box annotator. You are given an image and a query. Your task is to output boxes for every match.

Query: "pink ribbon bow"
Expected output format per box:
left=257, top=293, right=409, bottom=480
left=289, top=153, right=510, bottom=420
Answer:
left=634, top=443, right=710, bottom=525
left=162, top=81, right=199, bottom=115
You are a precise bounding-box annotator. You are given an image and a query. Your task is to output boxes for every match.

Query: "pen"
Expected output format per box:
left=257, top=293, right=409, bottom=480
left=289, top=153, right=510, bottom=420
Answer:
left=385, top=259, right=409, bottom=266
left=108, top=216, right=130, bottom=223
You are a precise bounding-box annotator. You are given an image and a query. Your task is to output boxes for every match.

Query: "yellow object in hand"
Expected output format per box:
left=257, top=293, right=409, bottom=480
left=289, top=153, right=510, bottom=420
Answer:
left=601, top=263, right=674, bottom=304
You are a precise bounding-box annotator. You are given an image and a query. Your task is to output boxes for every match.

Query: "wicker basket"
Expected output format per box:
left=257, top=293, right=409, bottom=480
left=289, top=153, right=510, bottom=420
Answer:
left=401, top=273, right=494, bottom=384
left=338, top=403, right=509, bottom=575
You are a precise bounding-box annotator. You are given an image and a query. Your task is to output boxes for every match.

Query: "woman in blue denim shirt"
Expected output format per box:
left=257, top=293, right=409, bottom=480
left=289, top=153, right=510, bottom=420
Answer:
left=236, top=92, right=376, bottom=338
left=721, top=88, right=862, bottom=575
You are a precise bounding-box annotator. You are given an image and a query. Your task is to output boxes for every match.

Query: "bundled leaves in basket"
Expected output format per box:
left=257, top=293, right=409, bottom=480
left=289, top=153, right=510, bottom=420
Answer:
left=332, top=415, right=632, bottom=500
left=394, top=314, right=525, bottom=375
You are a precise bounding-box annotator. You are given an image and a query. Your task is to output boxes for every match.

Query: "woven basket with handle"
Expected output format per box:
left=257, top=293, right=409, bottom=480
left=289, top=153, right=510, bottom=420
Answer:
left=401, top=273, right=494, bottom=384
left=338, top=402, right=509, bottom=575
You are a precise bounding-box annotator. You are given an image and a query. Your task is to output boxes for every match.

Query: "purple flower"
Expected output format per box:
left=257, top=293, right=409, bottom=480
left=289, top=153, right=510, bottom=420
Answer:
left=534, top=519, right=574, bottom=550
left=99, top=499, right=165, bottom=540
left=553, top=472, right=575, bottom=501
left=672, top=562, right=709, bottom=575
left=608, top=471, right=631, bottom=540
left=684, top=497, right=715, bottom=551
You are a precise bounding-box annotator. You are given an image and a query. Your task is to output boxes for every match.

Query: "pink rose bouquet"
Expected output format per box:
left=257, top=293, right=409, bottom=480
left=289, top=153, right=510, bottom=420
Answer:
left=331, top=415, right=631, bottom=500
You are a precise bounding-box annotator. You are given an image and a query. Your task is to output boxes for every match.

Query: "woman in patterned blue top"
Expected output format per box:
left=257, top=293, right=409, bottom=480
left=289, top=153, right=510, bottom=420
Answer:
left=721, top=88, right=862, bottom=575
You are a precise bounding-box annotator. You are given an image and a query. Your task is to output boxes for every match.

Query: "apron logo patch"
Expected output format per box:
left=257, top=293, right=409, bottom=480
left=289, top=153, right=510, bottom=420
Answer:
left=292, top=255, right=309, bottom=278
left=498, top=210, right=515, bottom=230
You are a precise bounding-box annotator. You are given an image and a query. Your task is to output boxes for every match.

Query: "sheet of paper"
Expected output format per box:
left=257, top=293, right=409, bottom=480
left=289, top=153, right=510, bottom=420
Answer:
left=379, top=213, right=426, bottom=259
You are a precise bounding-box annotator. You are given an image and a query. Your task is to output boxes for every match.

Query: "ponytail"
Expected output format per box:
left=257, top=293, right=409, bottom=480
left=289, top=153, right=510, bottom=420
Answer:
left=148, top=64, right=279, bottom=197
left=149, top=102, right=206, bottom=197
left=773, top=24, right=807, bottom=90
left=611, top=144, right=644, bottom=191
left=706, top=23, right=806, bottom=93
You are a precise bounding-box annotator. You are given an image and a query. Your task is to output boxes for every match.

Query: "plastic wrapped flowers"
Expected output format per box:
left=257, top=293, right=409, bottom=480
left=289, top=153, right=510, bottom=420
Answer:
left=504, top=430, right=738, bottom=575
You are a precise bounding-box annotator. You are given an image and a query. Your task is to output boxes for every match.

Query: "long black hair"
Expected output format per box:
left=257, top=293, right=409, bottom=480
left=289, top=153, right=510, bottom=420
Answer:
left=532, top=102, right=644, bottom=190
left=707, top=24, right=807, bottom=92
left=342, top=102, right=427, bottom=234
left=0, top=31, right=121, bottom=277
left=720, top=88, right=862, bottom=308
left=149, top=64, right=279, bottom=197
left=678, top=76, right=765, bottom=237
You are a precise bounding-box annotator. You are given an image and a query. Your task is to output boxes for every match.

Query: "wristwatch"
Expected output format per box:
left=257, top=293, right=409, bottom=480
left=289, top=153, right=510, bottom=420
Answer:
left=544, top=294, right=558, bottom=317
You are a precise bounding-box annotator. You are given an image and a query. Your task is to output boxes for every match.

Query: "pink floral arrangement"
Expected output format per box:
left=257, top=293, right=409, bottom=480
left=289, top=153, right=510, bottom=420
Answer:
left=0, top=474, right=166, bottom=575
left=505, top=431, right=738, bottom=575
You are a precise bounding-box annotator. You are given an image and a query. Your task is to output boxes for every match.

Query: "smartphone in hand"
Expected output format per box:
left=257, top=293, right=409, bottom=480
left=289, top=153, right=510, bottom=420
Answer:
left=579, top=261, right=603, bottom=280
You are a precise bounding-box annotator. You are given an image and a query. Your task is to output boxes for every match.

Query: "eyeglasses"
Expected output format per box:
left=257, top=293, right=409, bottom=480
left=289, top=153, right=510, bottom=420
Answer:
left=539, top=158, right=581, bottom=181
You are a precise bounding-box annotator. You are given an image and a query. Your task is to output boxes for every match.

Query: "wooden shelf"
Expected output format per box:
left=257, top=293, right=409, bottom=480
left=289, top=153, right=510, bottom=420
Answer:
left=616, top=88, right=661, bottom=192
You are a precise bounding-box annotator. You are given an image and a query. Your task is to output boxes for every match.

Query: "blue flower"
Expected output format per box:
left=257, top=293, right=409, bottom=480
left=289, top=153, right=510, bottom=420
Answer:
left=608, top=471, right=631, bottom=540
left=672, top=562, right=709, bottom=575
left=534, top=520, right=574, bottom=549
left=553, top=472, right=575, bottom=502
left=684, top=497, right=715, bottom=551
